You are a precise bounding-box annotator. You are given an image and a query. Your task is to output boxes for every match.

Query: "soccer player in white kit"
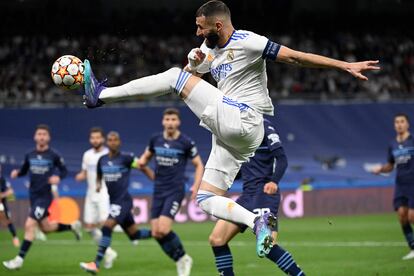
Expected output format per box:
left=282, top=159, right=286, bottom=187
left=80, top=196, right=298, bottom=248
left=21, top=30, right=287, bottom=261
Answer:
left=81, top=0, right=380, bottom=258
left=75, top=127, right=118, bottom=269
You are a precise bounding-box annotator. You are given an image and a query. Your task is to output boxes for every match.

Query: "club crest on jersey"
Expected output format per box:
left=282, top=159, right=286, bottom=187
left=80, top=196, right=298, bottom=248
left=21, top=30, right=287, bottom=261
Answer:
left=227, top=49, right=234, bottom=61
left=207, top=53, right=214, bottom=62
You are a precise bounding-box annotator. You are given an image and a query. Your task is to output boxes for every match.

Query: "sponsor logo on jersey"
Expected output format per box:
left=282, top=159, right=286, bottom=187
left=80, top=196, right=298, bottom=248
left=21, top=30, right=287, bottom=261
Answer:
left=210, top=63, right=233, bottom=82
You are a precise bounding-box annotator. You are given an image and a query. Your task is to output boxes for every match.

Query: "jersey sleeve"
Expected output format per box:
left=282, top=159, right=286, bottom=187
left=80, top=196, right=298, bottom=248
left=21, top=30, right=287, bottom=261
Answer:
left=54, top=152, right=68, bottom=179
left=387, top=145, right=395, bottom=164
left=243, top=32, right=281, bottom=61
left=187, top=139, right=199, bottom=159
left=125, top=153, right=136, bottom=168
left=264, top=122, right=282, bottom=152
left=148, top=136, right=156, bottom=153
left=17, top=153, right=30, bottom=177
left=97, top=156, right=103, bottom=180
left=196, top=42, right=212, bottom=74
left=81, top=152, right=87, bottom=171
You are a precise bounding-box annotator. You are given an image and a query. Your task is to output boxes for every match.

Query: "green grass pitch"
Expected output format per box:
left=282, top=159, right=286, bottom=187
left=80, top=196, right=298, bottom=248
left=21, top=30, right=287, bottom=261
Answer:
left=1, top=213, right=413, bottom=275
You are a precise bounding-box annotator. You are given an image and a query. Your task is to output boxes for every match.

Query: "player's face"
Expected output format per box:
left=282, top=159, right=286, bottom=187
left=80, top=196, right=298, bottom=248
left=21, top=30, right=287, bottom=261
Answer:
left=196, top=16, right=221, bottom=48
left=34, top=129, right=50, bottom=147
left=162, top=114, right=181, bottom=135
left=394, top=116, right=409, bottom=134
left=106, top=135, right=121, bottom=152
left=89, top=132, right=105, bottom=149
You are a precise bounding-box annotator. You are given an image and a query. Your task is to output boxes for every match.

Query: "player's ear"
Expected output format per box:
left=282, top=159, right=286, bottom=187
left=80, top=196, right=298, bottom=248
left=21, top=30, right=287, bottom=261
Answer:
left=215, top=20, right=223, bottom=32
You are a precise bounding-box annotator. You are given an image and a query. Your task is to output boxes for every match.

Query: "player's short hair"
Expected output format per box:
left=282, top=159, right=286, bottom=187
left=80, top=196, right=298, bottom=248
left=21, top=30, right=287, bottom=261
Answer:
left=90, top=127, right=105, bottom=137
left=196, top=0, right=231, bottom=19
left=107, top=131, right=120, bottom=139
left=395, top=113, right=410, bottom=123
left=35, top=124, right=50, bottom=134
left=163, top=107, right=180, bottom=119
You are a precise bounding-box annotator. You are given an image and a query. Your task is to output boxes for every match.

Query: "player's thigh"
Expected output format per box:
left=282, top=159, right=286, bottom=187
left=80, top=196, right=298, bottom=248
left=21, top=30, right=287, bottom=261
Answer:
left=202, top=137, right=245, bottom=191
left=209, top=219, right=241, bottom=246
left=83, top=197, right=97, bottom=226
left=97, top=197, right=110, bottom=223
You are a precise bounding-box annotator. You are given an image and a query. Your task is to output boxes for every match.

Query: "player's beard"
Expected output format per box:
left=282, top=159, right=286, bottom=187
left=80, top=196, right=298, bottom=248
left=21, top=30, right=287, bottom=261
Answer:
left=93, top=143, right=103, bottom=150
left=205, top=30, right=220, bottom=49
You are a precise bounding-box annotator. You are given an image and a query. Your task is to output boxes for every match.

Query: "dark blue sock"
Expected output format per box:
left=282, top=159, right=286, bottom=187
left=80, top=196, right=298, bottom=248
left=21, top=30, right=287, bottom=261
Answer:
left=7, top=223, right=17, bottom=237
left=18, top=239, right=32, bottom=259
left=95, top=226, right=112, bottom=267
left=57, top=223, right=71, bottom=232
left=402, top=223, right=414, bottom=249
left=266, top=245, right=305, bottom=276
left=212, top=244, right=234, bottom=276
left=156, top=231, right=185, bottom=261
left=129, top=228, right=152, bottom=241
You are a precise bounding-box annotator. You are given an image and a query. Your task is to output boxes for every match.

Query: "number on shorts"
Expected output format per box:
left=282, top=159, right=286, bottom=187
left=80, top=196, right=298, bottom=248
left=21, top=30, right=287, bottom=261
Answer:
left=252, top=208, right=271, bottom=216
left=109, top=204, right=122, bottom=218
left=34, top=206, right=45, bottom=219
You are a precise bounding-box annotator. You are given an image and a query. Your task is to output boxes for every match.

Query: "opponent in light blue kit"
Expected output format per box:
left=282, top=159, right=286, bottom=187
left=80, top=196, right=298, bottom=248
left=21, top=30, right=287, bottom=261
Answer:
left=372, top=113, right=414, bottom=260
left=80, top=0, right=379, bottom=259
left=139, top=108, right=204, bottom=276
left=3, top=124, right=82, bottom=271
left=209, top=118, right=305, bottom=275
left=80, top=131, right=154, bottom=274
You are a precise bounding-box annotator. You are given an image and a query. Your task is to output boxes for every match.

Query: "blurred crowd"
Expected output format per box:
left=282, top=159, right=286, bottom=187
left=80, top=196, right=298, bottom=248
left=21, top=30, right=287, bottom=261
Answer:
left=0, top=32, right=413, bottom=107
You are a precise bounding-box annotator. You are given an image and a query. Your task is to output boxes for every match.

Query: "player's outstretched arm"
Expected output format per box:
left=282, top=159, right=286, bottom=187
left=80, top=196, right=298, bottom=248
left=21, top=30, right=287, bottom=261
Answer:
left=276, top=46, right=380, bottom=81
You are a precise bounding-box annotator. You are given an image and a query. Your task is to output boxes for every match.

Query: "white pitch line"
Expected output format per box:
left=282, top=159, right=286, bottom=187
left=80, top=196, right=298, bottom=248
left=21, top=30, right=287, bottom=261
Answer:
left=0, top=240, right=407, bottom=247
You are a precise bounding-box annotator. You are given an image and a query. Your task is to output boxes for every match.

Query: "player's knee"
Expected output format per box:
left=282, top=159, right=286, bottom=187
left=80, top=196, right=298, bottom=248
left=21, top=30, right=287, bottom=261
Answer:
left=398, top=212, right=408, bottom=224
left=157, top=226, right=171, bottom=238
left=209, top=233, right=226, bottom=247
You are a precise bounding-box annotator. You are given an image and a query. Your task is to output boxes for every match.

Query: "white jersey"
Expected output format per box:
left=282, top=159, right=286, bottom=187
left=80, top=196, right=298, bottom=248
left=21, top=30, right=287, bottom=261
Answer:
left=197, top=30, right=279, bottom=116
left=82, top=147, right=109, bottom=200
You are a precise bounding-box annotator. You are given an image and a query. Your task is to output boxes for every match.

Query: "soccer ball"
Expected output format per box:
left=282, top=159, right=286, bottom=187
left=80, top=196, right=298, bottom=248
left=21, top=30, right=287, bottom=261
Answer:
left=51, top=55, right=84, bottom=90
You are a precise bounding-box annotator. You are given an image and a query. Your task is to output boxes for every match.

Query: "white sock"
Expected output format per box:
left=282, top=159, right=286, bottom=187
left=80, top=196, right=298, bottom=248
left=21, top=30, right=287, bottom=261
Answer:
left=99, top=68, right=191, bottom=102
left=196, top=190, right=256, bottom=229
left=106, top=246, right=116, bottom=256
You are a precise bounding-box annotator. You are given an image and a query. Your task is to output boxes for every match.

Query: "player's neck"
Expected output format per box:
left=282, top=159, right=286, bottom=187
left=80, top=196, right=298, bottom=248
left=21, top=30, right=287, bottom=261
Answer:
left=217, top=25, right=235, bottom=48
left=109, top=150, right=119, bottom=158
left=36, top=144, right=49, bottom=152
left=163, top=130, right=180, bottom=140
left=397, top=131, right=410, bottom=142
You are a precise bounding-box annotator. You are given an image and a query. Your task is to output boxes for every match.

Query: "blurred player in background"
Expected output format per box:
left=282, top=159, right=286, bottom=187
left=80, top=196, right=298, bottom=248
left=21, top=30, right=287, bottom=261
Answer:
left=372, top=113, right=414, bottom=260
left=3, top=124, right=82, bottom=270
left=81, top=0, right=380, bottom=257
left=138, top=108, right=204, bottom=276
left=80, top=131, right=153, bottom=274
left=208, top=118, right=304, bottom=275
left=0, top=164, right=20, bottom=247
left=75, top=127, right=118, bottom=269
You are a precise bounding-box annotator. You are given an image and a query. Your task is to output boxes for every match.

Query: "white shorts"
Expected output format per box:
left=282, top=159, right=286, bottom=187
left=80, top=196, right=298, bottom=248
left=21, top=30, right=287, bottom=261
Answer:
left=185, top=81, right=264, bottom=190
left=83, top=194, right=110, bottom=225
